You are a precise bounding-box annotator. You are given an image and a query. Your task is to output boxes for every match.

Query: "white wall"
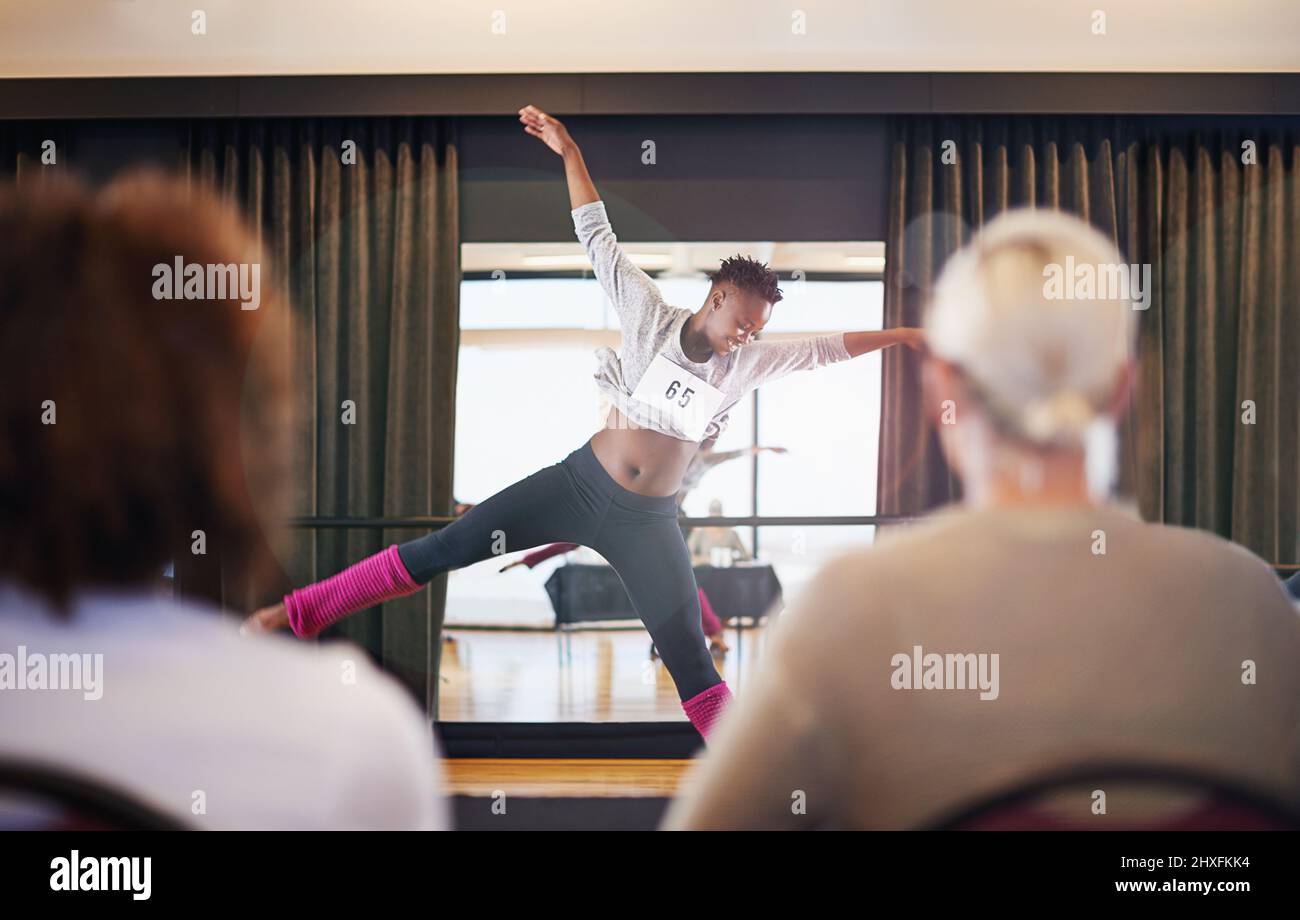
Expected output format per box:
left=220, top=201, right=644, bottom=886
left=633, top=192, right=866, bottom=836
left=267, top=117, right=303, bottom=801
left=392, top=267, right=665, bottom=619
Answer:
left=1, top=0, right=1297, bottom=79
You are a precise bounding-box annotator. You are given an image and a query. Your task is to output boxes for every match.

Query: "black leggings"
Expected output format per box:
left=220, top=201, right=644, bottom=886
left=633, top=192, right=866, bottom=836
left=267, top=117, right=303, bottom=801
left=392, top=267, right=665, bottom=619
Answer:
left=397, top=438, right=721, bottom=701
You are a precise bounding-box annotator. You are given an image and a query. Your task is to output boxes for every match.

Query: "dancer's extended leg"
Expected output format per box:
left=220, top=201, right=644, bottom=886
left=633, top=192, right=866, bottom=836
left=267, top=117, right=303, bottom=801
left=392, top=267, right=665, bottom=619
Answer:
left=397, top=463, right=595, bottom=583
left=283, top=459, right=598, bottom=638
left=592, top=504, right=733, bottom=739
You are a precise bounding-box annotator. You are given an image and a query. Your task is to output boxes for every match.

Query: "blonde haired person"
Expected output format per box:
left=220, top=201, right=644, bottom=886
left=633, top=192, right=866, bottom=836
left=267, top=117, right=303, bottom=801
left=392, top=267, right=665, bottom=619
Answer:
left=665, top=209, right=1300, bottom=830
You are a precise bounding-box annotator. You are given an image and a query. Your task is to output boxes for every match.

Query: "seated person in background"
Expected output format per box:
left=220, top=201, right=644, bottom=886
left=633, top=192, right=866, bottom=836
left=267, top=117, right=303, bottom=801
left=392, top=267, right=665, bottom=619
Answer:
left=0, top=173, right=446, bottom=830
left=687, top=499, right=752, bottom=565
left=665, top=209, right=1300, bottom=830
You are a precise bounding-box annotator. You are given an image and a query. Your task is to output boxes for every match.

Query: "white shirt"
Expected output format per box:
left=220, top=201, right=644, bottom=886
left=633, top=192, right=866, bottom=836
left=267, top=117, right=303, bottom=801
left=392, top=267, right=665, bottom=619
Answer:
left=0, top=582, right=448, bottom=830
left=573, top=200, right=852, bottom=442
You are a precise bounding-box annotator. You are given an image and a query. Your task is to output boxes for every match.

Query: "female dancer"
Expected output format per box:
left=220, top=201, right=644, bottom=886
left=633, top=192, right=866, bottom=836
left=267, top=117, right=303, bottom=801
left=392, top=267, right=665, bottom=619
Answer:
left=245, top=104, right=924, bottom=739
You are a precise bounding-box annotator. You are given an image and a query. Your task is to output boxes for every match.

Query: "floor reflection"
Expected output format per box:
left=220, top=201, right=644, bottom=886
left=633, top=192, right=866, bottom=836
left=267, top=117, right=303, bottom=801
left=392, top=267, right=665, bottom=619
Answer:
left=436, top=623, right=770, bottom=723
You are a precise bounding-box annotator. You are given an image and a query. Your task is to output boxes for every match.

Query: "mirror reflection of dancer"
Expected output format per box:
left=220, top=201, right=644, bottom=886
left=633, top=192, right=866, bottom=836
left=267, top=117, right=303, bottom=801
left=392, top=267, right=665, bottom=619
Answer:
left=499, top=543, right=731, bottom=655
left=676, top=442, right=786, bottom=510
left=244, top=105, right=924, bottom=740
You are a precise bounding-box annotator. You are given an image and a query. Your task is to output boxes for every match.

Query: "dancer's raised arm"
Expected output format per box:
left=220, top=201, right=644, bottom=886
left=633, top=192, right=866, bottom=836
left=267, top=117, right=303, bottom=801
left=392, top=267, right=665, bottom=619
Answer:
left=519, top=103, right=667, bottom=335
left=519, top=104, right=597, bottom=208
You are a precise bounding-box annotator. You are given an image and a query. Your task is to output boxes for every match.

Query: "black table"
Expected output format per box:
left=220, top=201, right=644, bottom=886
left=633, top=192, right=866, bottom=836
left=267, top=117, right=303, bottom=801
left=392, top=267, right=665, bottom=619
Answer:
left=544, top=563, right=783, bottom=628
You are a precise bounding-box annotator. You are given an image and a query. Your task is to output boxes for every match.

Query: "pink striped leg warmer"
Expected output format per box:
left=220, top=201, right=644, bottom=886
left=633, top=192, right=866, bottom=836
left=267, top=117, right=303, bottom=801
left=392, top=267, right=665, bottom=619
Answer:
left=697, top=588, right=723, bottom=636
left=284, top=544, right=421, bottom=639
left=681, top=681, right=733, bottom=741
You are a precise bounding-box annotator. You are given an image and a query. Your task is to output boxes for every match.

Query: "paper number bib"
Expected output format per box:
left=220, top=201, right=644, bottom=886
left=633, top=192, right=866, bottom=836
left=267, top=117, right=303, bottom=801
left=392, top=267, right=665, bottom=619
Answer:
left=628, top=354, right=725, bottom=441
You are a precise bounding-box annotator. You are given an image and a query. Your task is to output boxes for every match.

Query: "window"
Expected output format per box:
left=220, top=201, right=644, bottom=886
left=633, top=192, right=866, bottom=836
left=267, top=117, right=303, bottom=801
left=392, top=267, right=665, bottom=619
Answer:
left=449, top=242, right=885, bottom=628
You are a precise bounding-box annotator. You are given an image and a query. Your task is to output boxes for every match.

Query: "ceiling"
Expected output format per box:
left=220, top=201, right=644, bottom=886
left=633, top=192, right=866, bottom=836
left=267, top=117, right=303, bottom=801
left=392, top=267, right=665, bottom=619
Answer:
left=2, top=1, right=1297, bottom=79
left=462, top=241, right=887, bottom=276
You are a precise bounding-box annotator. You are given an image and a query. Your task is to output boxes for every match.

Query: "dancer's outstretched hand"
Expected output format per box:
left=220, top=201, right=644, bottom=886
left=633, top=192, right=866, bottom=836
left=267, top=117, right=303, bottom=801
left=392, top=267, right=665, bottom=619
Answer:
left=241, top=602, right=289, bottom=636
left=519, top=105, right=575, bottom=157
left=898, top=327, right=928, bottom=353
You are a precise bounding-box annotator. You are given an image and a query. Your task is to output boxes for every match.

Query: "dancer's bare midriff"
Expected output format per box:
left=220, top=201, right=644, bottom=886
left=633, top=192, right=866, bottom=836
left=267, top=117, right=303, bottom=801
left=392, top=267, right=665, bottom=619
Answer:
left=589, top=406, right=701, bottom=497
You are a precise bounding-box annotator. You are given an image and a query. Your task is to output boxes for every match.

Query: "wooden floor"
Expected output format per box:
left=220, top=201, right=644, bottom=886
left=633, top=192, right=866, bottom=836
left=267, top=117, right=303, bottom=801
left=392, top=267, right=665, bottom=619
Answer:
left=436, top=623, right=770, bottom=723
left=445, top=758, right=692, bottom=797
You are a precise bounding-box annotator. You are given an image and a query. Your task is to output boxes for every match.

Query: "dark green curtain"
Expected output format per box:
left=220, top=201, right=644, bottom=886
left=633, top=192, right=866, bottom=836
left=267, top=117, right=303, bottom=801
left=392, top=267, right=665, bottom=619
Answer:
left=0, top=117, right=461, bottom=710
left=180, top=118, right=461, bottom=711
left=0, top=122, right=74, bottom=181
left=879, top=115, right=1299, bottom=565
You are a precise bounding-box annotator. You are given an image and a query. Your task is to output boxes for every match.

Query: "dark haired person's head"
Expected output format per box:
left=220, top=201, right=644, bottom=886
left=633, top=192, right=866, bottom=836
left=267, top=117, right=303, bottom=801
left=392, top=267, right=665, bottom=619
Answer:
left=697, top=254, right=782, bottom=358
left=0, top=171, right=290, bottom=612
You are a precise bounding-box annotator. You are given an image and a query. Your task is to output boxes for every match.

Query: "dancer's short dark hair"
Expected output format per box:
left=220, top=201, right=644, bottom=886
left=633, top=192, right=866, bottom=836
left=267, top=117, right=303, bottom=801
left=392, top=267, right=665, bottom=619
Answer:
left=709, top=255, right=783, bottom=305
